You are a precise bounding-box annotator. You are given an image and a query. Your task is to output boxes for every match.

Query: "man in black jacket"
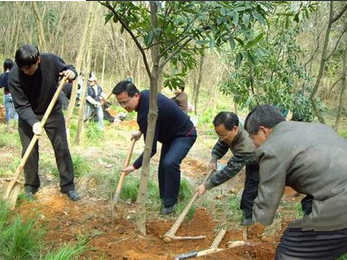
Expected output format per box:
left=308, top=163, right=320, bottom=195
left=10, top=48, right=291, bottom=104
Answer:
left=112, top=81, right=197, bottom=214
left=9, top=44, right=80, bottom=201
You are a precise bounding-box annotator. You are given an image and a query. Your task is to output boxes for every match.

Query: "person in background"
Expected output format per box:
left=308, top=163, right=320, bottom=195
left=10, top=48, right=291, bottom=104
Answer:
left=244, top=104, right=347, bottom=260
left=171, top=83, right=188, bottom=114
left=0, top=58, right=18, bottom=123
left=124, top=70, right=133, bottom=83
left=84, top=75, right=107, bottom=130
left=112, top=81, right=197, bottom=215
left=8, top=43, right=80, bottom=201
left=77, top=71, right=84, bottom=103
left=197, top=111, right=259, bottom=226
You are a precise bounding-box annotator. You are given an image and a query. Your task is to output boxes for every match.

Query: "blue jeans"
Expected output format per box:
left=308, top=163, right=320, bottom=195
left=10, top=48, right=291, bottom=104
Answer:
left=3, top=94, right=18, bottom=123
left=158, top=128, right=197, bottom=207
left=84, top=103, right=104, bottom=130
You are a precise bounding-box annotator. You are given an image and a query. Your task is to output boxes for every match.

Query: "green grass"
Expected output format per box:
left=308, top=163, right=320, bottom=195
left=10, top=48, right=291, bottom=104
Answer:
left=0, top=199, right=88, bottom=260
left=0, top=124, right=21, bottom=148
left=0, top=200, right=43, bottom=260
left=42, top=239, right=87, bottom=260
left=71, top=154, right=92, bottom=178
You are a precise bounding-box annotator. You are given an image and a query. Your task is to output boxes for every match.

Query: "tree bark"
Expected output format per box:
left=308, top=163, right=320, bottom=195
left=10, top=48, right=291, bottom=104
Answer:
left=32, top=2, right=47, bottom=51
left=65, top=1, right=95, bottom=143
left=334, top=40, right=347, bottom=131
left=193, top=54, right=204, bottom=115
left=310, top=2, right=347, bottom=123
left=135, top=2, right=159, bottom=236
left=74, top=3, right=100, bottom=144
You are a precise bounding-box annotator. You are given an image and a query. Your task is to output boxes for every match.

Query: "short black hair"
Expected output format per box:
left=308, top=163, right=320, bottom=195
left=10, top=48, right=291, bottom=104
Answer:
left=15, top=44, right=40, bottom=69
left=213, top=111, right=239, bottom=130
left=3, top=58, right=14, bottom=71
left=244, top=104, right=286, bottom=134
left=112, top=81, right=140, bottom=97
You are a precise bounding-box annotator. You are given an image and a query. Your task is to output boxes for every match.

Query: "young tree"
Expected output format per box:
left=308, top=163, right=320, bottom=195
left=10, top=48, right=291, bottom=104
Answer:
left=99, top=0, right=272, bottom=235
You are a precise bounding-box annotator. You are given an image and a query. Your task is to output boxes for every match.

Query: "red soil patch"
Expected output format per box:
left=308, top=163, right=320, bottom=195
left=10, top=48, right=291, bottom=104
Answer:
left=14, top=195, right=279, bottom=260
left=8, top=149, right=298, bottom=260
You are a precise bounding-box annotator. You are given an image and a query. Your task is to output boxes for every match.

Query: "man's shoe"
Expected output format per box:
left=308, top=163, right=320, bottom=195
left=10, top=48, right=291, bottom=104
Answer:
left=241, top=218, right=253, bottom=226
left=25, top=191, right=35, bottom=201
left=66, top=190, right=81, bottom=201
left=161, top=205, right=175, bottom=215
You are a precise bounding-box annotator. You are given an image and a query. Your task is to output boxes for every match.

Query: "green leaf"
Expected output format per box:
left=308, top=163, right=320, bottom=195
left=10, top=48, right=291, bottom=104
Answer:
left=245, top=32, right=264, bottom=49
left=144, top=31, right=154, bottom=46
left=242, top=13, right=250, bottom=27
left=235, top=52, right=243, bottom=68
left=104, top=13, right=114, bottom=24
left=229, top=36, right=236, bottom=50
left=232, top=11, right=239, bottom=26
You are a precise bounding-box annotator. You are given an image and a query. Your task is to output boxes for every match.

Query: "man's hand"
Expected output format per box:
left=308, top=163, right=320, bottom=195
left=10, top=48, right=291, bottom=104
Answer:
left=131, top=130, right=142, bottom=141
left=208, top=162, right=217, bottom=170
left=122, top=165, right=135, bottom=175
left=196, top=184, right=207, bottom=196
left=33, top=122, right=42, bottom=135
left=60, top=70, right=76, bottom=80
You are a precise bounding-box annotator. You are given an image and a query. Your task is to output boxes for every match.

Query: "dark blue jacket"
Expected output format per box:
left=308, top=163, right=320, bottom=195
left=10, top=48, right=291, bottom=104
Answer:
left=133, top=90, right=196, bottom=169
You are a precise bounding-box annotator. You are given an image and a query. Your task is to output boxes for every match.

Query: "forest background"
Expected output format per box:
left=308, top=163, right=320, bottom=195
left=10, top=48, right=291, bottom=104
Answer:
left=0, top=1, right=347, bottom=259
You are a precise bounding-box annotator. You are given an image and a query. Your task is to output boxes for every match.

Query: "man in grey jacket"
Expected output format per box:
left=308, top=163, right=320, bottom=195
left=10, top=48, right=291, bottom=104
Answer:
left=197, top=111, right=259, bottom=225
left=244, top=104, right=347, bottom=260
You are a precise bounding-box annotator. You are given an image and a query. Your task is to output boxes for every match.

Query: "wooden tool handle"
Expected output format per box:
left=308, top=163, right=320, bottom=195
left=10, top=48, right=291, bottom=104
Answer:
left=3, top=77, right=68, bottom=199
left=163, top=169, right=215, bottom=239
left=113, top=138, right=136, bottom=202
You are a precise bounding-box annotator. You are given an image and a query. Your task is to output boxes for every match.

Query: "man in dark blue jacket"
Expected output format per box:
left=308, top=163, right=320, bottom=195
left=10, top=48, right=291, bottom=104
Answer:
left=9, top=44, right=80, bottom=201
left=112, top=81, right=197, bottom=214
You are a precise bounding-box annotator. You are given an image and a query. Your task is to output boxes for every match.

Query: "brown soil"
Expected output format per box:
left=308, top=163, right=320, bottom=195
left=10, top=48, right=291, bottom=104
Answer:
left=1, top=119, right=302, bottom=260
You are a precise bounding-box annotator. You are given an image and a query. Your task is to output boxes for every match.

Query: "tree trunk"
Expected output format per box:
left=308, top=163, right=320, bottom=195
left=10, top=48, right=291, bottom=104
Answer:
left=65, top=1, right=96, bottom=143
left=135, top=2, right=159, bottom=236
left=193, top=54, right=204, bottom=115
left=74, top=3, right=100, bottom=144
left=101, top=44, right=107, bottom=87
left=334, top=40, right=347, bottom=131
left=310, top=2, right=334, bottom=124
left=32, top=2, right=47, bottom=51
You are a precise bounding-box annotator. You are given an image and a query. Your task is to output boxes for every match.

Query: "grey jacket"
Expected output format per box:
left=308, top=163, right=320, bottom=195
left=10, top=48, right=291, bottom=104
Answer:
left=205, top=124, right=256, bottom=190
left=253, top=121, right=347, bottom=231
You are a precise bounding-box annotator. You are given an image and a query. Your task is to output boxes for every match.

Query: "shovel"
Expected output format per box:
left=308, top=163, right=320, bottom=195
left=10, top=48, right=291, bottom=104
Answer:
left=173, top=228, right=261, bottom=260
left=2, top=76, right=68, bottom=208
left=162, top=169, right=215, bottom=243
left=111, top=138, right=136, bottom=222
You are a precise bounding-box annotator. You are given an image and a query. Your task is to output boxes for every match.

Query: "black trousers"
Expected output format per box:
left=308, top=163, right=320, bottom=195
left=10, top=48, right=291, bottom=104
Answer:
left=276, top=226, right=347, bottom=260
left=240, top=162, right=259, bottom=219
left=18, top=109, right=75, bottom=193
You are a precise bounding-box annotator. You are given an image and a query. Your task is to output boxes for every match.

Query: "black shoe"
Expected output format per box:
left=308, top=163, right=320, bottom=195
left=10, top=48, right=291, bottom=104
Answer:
left=161, top=205, right=175, bottom=215
left=241, top=218, right=253, bottom=226
left=66, top=190, right=81, bottom=201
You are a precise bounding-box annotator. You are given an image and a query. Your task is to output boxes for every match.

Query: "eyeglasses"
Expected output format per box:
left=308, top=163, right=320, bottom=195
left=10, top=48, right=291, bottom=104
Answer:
left=217, top=131, right=231, bottom=140
left=118, top=97, right=133, bottom=106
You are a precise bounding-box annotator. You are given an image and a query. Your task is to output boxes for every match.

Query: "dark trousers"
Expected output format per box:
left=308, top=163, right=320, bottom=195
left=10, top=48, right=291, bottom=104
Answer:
left=158, top=129, right=197, bottom=207
left=240, top=162, right=259, bottom=219
left=18, top=109, right=75, bottom=193
left=276, top=226, right=347, bottom=260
